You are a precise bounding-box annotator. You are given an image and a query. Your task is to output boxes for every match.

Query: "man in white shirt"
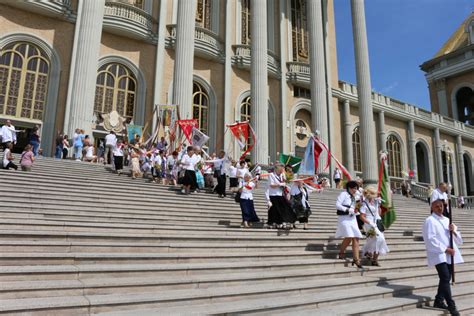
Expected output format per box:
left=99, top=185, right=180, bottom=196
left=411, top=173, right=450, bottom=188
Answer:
left=1, top=120, right=17, bottom=149
left=333, top=167, right=342, bottom=188
left=422, top=199, right=462, bottom=316
left=430, top=182, right=449, bottom=216
left=104, top=131, right=117, bottom=165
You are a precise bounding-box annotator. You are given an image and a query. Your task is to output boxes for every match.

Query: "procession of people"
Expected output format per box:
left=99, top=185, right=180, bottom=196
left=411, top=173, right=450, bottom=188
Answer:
left=0, top=120, right=464, bottom=315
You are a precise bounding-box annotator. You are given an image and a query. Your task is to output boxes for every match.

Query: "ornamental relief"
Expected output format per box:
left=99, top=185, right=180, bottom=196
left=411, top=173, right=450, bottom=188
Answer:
left=294, top=118, right=311, bottom=148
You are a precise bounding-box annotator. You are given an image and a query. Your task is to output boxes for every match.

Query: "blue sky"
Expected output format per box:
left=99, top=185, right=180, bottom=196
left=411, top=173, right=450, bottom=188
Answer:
left=334, top=0, right=473, bottom=110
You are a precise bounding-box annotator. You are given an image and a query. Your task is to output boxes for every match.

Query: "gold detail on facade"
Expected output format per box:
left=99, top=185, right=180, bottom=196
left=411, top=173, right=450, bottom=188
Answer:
left=0, top=42, right=49, bottom=121
left=240, top=95, right=252, bottom=152
left=192, top=82, right=209, bottom=135
left=386, top=135, right=402, bottom=178
left=94, top=63, right=137, bottom=120
left=291, top=0, right=309, bottom=62
left=196, top=0, right=211, bottom=30
left=241, top=0, right=251, bottom=44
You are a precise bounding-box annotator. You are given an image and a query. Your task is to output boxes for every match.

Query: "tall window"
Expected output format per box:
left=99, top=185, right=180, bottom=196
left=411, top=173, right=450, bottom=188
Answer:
left=94, top=63, right=137, bottom=119
left=386, top=135, right=402, bottom=178
left=192, top=82, right=209, bottom=135
left=290, top=0, right=309, bottom=62
left=241, top=0, right=251, bottom=44
left=352, top=127, right=362, bottom=172
left=0, top=42, right=50, bottom=120
left=240, top=96, right=252, bottom=152
left=196, top=0, right=212, bottom=29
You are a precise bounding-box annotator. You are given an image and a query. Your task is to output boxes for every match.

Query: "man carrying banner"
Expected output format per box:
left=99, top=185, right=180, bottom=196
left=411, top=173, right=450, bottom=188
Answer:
left=422, top=199, right=463, bottom=316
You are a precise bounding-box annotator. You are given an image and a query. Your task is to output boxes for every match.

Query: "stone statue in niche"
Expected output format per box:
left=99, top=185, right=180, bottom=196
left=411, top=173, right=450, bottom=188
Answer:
left=102, top=110, right=126, bottom=133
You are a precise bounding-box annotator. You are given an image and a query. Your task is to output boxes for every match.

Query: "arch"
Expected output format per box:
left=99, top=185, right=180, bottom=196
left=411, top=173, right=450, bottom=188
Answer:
left=450, top=82, right=474, bottom=123
left=97, top=55, right=146, bottom=125
left=289, top=100, right=311, bottom=156
left=0, top=32, right=61, bottom=156
left=235, top=90, right=276, bottom=162
left=463, top=151, right=473, bottom=195
left=192, top=74, right=217, bottom=151
left=352, top=125, right=362, bottom=173
left=415, top=139, right=431, bottom=184
left=385, top=132, right=405, bottom=178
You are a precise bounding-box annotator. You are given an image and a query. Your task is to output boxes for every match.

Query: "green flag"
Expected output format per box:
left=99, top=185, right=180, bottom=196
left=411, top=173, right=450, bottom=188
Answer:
left=379, top=156, right=396, bottom=229
left=279, top=154, right=302, bottom=173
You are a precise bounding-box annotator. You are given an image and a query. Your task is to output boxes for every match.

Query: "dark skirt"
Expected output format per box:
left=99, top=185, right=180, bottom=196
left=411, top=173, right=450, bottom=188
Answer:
left=229, top=177, right=239, bottom=188
left=291, top=193, right=311, bottom=223
left=240, top=199, right=260, bottom=222
left=114, top=156, right=124, bottom=170
left=268, top=196, right=296, bottom=225
left=183, top=169, right=197, bottom=186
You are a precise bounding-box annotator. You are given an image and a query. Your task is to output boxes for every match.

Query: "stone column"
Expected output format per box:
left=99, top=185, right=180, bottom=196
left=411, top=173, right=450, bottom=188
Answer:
left=279, top=0, right=289, bottom=154
left=351, top=0, right=378, bottom=184
left=224, top=0, right=233, bottom=153
left=433, top=128, right=443, bottom=184
left=342, top=100, right=354, bottom=177
left=172, top=0, right=197, bottom=119
left=152, top=0, right=169, bottom=134
left=407, top=119, right=417, bottom=179
left=64, top=0, right=105, bottom=139
left=377, top=111, right=386, bottom=152
left=456, top=135, right=467, bottom=196
left=307, top=0, right=329, bottom=176
left=250, top=0, right=269, bottom=164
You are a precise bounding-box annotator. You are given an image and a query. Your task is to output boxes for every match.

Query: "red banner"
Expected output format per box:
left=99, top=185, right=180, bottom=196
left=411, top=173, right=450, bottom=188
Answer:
left=177, top=119, right=198, bottom=143
left=227, top=121, right=255, bottom=160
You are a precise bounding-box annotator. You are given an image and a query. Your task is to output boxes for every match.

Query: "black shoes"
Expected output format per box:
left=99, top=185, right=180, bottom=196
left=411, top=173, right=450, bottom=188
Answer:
left=433, top=300, right=448, bottom=310
left=433, top=300, right=460, bottom=316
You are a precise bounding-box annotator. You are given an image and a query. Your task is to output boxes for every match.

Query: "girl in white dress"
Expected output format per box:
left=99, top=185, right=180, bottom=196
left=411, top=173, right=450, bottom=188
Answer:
left=335, top=180, right=363, bottom=268
left=360, top=186, right=389, bottom=266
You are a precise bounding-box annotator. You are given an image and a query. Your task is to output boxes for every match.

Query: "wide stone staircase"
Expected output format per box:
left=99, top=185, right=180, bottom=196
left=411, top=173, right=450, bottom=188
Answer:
left=0, top=157, right=473, bottom=315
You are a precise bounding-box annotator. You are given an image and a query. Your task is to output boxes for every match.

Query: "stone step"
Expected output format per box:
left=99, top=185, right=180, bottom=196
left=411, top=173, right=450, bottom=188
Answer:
left=92, top=282, right=474, bottom=315
left=1, top=264, right=472, bottom=302
left=1, top=256, right=473, bottom=282
left=3, top=273, right=467, bottom=315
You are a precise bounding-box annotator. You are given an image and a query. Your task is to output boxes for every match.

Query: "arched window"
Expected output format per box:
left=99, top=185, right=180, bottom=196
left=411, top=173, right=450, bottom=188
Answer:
left=290, top=0, right=309, bottom=62
left=352, top=127, right=362, bottom=172
left=94, top=63, right=137, bottom=119
left=241, top=0, right=251, bottom=44
left=192, top=82, right=209, bottom=135
left=196, top=0, right=212, bottom=29
left=386, top=135, right=402, bottom=178
left=0, top=42, right=50, bottom=120
left=240, top=95, right=252, bottom=152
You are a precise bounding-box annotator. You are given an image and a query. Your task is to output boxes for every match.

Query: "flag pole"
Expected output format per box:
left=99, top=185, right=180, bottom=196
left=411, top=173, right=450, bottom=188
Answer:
left=448, top=191, right=455, bottom=285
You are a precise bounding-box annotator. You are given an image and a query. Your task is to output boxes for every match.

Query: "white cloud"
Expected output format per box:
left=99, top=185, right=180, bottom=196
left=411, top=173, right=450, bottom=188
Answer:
left=381, top=81, right=399, bottom=93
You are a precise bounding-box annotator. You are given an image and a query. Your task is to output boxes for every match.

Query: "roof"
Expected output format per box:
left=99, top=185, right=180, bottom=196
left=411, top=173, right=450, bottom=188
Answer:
left=434, top=12, right=473, bottom=58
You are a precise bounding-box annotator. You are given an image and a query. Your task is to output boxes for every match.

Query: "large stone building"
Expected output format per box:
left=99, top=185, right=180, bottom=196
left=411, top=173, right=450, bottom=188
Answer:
left=0, top=1, right=473, bottom=194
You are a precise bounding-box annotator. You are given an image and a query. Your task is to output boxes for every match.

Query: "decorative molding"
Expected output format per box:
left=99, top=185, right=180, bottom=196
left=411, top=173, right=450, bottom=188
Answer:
left=103, top=1, right=158, bottom=43
left=97, top=55, right=147, bottom=126
left=0, top=32, right=61, bottom=157
left=286, top=62, right=310, bottom=87
left=231, top=44, right=281, bottom=78
left=166, top=24, right=225, bottom=63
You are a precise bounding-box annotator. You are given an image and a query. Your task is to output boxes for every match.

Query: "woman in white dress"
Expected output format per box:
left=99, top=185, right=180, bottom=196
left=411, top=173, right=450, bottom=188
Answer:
left=336, top=180, right=363, bottom=268
left=360, top=186, right=389, bottom=266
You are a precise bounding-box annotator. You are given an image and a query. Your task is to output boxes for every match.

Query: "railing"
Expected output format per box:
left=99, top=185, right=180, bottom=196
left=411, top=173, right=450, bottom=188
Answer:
left=335, top=80, right=474, bottom=138
left=450, top=195, right=474, bottom=209
left=231, top=45, right=281, bottom=78
left=411, top=182, right=430, bottom=201
left=167, top=25, right=224, bottom=61
left=194, top=26, right=222, bottom=52
left=104, top=2, right=155, bottom=30
left=287, top=61, right=310, bottom=75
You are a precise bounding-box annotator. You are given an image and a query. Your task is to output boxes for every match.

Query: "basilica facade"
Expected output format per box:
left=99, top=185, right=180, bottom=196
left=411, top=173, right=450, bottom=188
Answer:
left=0, top=0, right=473, bottom=195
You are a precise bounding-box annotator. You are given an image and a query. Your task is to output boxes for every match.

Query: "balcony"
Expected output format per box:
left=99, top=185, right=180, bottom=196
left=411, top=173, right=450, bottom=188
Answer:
left=103, top=2, right=157, bottom=43
left=231, top=45, right=281, bottom=78
left=286, top=62, right=310, bottom=87
left=5, top=0, right=74, bottom=20
left=166, top=25, right=224, bottom=63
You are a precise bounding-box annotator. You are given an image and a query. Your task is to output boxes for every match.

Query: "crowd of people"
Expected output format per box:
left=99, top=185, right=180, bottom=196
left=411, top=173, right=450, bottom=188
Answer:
left=0, top=120, right=465, bottom=314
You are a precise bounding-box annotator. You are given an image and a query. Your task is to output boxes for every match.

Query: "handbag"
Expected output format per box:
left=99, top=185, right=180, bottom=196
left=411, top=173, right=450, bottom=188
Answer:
left=234, top=191, right=241, bottom=203
left=364, top=201, right=385, bottom=232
